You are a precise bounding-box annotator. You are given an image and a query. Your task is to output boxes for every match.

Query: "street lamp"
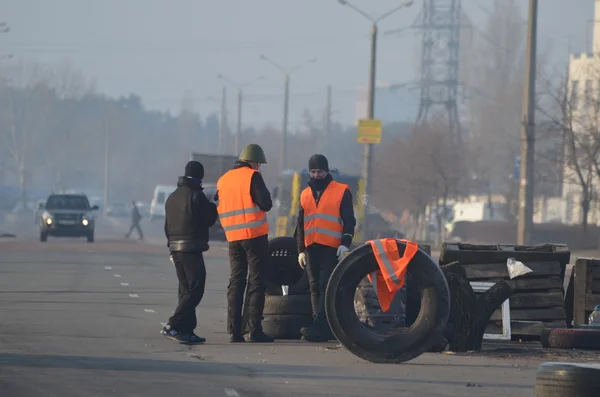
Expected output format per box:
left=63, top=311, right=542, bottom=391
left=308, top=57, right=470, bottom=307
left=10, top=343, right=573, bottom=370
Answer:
left=259, top=54, right=317, bottom=170
left=217, top=74, right=264, bottom=155
left=337, top=0, right=413, bottom=239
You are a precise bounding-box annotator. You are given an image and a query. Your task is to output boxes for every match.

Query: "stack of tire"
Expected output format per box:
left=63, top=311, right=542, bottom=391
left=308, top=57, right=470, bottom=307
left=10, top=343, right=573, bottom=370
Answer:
left=259, top=237, right=313, bottom=340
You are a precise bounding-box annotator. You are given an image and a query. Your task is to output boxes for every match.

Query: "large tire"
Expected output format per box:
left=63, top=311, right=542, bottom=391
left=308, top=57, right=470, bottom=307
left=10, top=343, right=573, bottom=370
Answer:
left=266, top=236, right=309, bottom=296
left=540, top=328, right=600, bottom=350
left=536, top=362, right=600, bottom=396
left=261, top=314, right=314, bottom=339
left=263, top=295, right=312, bottom=316
left=267, top=237, right=303, bottom=287
left=325, top=241, right=450, bottom=364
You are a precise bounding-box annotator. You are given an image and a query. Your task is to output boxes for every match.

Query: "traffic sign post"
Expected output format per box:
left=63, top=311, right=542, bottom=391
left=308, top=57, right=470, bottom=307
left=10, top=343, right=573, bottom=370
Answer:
left=357, top=119, right=382, bottom=144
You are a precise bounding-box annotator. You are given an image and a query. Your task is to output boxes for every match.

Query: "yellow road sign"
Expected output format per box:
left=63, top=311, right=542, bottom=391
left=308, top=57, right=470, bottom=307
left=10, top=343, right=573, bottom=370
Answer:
left=357, top=119, right=382, bottom=144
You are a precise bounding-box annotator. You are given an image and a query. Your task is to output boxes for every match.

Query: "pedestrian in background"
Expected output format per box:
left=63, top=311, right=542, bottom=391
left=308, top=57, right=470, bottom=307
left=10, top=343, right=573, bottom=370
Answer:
left=161, top=160, right=218, bottom=344
left=125, top=200, right=144, bottom=240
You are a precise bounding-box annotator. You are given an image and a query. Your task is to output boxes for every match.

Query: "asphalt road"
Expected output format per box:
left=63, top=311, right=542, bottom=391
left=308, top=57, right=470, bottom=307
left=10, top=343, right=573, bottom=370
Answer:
left=0, top=215, right=588, bottom=397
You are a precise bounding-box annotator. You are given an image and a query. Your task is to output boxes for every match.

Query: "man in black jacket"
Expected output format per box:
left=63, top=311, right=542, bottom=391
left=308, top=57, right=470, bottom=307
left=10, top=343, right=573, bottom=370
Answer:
left=296, top=154, right=356, bottom=342
left=161, top=160, right=218, bottom=344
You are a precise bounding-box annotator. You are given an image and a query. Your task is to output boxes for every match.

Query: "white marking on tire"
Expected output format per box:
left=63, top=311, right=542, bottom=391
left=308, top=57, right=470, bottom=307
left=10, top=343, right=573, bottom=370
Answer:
left=121, top=283, right=129, bottom=286
left=224, top=389, right=240, bottom=397
left=113, top=274, right=121, bottom=278
left=129, top=294, right=139, bottom=298
left=144, top=309, right=156, bottom=313
left=104, top=266, right=112, bottom=270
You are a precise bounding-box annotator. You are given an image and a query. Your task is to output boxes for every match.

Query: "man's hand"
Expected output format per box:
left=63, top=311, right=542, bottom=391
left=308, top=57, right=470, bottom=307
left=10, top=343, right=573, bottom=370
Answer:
left=169, top=255, right=174, bottom=265
left=298, top=252, right=307, bottom=269
left=336, top=245, right=350, bottom=260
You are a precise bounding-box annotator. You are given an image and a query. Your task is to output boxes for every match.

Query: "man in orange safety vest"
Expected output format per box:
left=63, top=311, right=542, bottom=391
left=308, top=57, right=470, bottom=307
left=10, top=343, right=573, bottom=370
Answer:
left=296, top=154, right=356, bottom=342
left=216, top=144, right=275, bottom=343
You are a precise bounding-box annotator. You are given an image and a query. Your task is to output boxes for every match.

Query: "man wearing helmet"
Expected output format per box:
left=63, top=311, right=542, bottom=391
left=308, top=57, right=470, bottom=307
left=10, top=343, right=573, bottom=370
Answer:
left=216, top=144, right=275, bottom=343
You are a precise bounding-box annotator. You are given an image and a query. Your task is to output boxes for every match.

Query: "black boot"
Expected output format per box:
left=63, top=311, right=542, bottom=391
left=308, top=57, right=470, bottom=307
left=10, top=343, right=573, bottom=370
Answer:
left=300, top=322, right=330, bottom=342
left=229, top=333, right=245, bottom=343
left=245, top=329, right=275, bottom=343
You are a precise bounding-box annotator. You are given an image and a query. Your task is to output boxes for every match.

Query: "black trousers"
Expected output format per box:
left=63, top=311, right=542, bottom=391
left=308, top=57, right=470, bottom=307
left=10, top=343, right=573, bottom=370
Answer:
left=306, top=244, right=339, bottom=326
left=167, top=252, right=207, bottom=334
left=227, top=234, right=269, bottom=335
left=126, top=221, right=144, bottom=239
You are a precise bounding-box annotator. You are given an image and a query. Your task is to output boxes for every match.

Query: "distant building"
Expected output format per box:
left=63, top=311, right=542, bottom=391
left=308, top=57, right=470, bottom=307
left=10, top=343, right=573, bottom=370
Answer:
left=564, top=0, right=600, bottom=224
left=354, top=81, right=420, bottom=125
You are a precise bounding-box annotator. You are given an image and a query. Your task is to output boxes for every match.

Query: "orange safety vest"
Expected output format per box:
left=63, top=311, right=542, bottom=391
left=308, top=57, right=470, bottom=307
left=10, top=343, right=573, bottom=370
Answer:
left=367, top=238, right=418, bottom=312
left=216, top=167, right=269, bottom=242
left=300, top=180, right=349, bottom=248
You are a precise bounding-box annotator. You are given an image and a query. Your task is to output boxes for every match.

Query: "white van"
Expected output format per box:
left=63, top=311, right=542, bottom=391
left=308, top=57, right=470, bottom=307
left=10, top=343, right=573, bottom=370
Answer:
left=149, top=185, right=177, bottom=221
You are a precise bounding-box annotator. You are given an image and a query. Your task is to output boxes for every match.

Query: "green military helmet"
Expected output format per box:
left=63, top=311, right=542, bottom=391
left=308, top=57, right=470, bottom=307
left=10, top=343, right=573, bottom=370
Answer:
left=239, top=143, right=267, bottom=164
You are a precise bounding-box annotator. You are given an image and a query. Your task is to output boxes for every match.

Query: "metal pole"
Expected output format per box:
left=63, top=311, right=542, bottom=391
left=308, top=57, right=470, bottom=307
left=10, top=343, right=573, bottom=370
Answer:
left=103, top=119, right=109, bottom=214
left=325, top=84, right=332, bottom=153
left=219, top=86, right=227, bottom=155
left=517, top=0, right=538, bottom=245
left=362, top=23, right=378, bottom=239
left=281, top=75, right=290, bottom=170
left=235, top=88, right=242, bottom=155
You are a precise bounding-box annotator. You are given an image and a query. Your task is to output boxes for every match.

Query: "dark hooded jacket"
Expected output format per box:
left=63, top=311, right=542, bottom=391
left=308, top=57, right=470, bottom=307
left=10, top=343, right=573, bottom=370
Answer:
left=164, top=176, right=219, bottom=252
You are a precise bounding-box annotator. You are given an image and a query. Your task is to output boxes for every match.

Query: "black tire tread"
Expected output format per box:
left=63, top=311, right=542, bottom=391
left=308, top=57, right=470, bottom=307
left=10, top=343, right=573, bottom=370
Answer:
left=541, top=328, right=600, bottom=350
left=325, top=241, right=450, bottom=364
left=536, top=362, right=600, bottom=396
left=263, top=295, right=312, bottom=316
left=261, top=314, right=313, bottom=340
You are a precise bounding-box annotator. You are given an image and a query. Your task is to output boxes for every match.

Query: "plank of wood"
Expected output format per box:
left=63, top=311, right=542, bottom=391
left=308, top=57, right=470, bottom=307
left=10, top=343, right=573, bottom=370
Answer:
left=506, top=277, right=563, bottom=292
left=485, top=320, right=567, bottom=337
left=574, top=258, right=589, bottom=326
left=464, top=261, right=561, bottom=280
left=440, top=244, right=571, bottom=267
left=585, top=293, right=600, bottom=311
left=490, top=306, right=566, bottom=321
left=509, top=292, right=564, bottom=309
left=592, top=279, right=600, bottom=293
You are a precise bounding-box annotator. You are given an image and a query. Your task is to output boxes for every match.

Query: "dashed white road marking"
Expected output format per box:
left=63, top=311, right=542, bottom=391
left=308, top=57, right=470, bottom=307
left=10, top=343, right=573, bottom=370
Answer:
left=129, top=294, right=139, bottom=298
left=224, top=389, right=240, bottom=397
left=113, top=274, right=122, bottom=278
left=104, top=266, right=112, bottom=270
left=144, top=309, right=156, bottom=313
left=120, top=282, right=129, bottom=286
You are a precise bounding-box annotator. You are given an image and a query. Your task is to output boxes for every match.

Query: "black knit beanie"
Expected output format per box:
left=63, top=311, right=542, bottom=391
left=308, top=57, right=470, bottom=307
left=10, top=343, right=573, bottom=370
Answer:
left=184, top=161, right=204, bottom=179
left=308, top=154, right=329, bottom=172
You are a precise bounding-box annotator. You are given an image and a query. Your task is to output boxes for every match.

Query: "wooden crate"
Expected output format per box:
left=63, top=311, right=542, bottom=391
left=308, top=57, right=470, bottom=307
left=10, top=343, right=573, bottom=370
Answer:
left=573, top=258, right=600, bottom=325
left=439, top=242, right=571, bottom=338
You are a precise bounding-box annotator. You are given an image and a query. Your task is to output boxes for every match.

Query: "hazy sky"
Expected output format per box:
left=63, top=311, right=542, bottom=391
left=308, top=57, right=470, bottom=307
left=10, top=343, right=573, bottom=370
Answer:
left=3, top=0, right=591, bottom=129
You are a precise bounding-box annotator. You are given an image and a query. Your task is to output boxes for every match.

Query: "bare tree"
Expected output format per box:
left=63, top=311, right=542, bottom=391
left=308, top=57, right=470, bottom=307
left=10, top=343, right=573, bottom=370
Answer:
left=538, top=70, right=595, bottom=231
left=0, top=61, right=54, bottom=206
left=463, top=0, right=525, bottom=208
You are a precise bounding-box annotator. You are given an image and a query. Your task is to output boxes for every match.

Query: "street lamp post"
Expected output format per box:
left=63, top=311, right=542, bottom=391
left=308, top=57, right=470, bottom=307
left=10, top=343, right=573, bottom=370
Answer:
left=337, top=0, right=413, bottom=239
left=259, top=55, right=317, bottom=170
left=216, top=74, right=264, bottom=155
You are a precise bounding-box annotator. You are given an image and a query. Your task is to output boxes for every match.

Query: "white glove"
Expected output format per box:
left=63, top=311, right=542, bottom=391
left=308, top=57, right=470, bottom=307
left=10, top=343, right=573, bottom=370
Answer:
left=298, top=252, right=307, bottom=269
left=169, top=255, right=174, bottom=265
left=336, top=245, right=350, bottom=260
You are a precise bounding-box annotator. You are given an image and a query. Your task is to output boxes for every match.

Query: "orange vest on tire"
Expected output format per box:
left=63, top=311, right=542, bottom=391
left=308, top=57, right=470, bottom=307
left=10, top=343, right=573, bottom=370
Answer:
left=300, top=180, right=348, bottom=248
left=217, top=167, right=269, bottom=242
